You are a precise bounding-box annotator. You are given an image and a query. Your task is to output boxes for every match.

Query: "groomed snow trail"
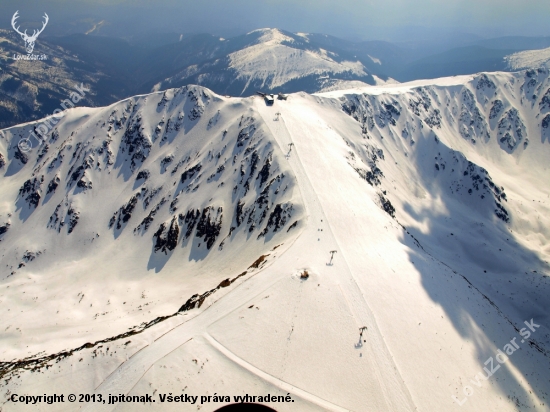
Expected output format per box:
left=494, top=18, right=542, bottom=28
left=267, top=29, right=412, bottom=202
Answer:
left=204, top=333, right=350, bottom=412
left=255, top=97, right=416, bottom=412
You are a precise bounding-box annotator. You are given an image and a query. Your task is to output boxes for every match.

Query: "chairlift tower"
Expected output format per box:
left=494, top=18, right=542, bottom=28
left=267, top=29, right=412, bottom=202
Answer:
left=329, top=250, right=337, bottom=264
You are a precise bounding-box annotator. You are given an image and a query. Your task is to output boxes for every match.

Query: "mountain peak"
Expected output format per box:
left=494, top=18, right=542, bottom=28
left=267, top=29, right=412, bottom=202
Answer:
left=246, top=28, right=295, bottom=44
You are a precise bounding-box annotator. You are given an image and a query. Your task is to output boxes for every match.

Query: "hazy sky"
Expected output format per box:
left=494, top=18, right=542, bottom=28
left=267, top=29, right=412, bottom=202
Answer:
left=3, top=0, right=550, bottom=40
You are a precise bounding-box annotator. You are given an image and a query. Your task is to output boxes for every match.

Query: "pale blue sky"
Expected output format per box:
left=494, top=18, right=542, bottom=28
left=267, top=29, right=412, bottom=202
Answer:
left=3, top=0, right=549, bottom=40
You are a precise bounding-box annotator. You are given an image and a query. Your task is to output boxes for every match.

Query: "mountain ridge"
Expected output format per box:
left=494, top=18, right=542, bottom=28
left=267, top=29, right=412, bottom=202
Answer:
left=0, top=68, right=549, bottom=411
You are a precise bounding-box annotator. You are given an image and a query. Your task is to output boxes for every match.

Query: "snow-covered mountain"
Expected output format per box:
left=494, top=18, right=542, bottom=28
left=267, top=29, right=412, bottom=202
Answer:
left=153, top=28, right=392, bottom=96
left=505, top=47, right=550, bottom=71
left=0, top=85, right=304, bottom=358
left=0, top=68, right=549, bottom=411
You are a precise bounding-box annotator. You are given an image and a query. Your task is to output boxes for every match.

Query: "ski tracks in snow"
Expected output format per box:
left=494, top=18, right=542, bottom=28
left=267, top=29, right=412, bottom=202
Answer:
left=205, top=333, right=350, bottom=412
left=256, top=97, right=417, bottom=411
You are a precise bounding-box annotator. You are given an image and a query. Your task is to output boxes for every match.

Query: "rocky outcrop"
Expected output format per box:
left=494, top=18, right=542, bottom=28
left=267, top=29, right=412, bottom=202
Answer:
left=18, top=176, right=44, bottom=209
left=153, top=217, right=180, bottom=254
left=48, top=199, right=80, bottom=234
left=497, top=108, right=527, bottom=151
left=196, top=207, right=223, bottom=249
left=110, top=193, right=140, bottom=230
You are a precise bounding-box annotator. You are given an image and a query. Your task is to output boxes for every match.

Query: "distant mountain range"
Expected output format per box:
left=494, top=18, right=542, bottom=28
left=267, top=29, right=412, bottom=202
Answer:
left=1, top=27, right=550, bottom=128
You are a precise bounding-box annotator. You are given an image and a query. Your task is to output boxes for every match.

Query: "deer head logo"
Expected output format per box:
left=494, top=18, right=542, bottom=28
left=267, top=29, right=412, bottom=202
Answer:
left=11, top=11, right=49, bottom=54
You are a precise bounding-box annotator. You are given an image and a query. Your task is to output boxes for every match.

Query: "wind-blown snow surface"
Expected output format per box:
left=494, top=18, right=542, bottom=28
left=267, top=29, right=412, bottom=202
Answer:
left=0, top=69, right=549, bottom=411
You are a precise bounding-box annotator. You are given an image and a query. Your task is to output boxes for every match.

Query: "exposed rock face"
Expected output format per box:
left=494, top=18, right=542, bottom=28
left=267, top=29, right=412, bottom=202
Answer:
left=348, top=143, right=384, bottom=187
left=378, top=194, right=396, bottom=218
left=19, top=176, right=44, bottom=209
left=136, top=169, right=150, bottom=183
left=134, top=196, right=167, bottom=234
left=258, top=203, right=294, bottom=238
left=497, top=108, right=527, bottom=151
left=180, top=209, right=201, bottom=240
left=489, top=100, right=504, bottom=120
left=46, top=174, right=60, bottom=195
left=336, top=71, right=548, bottom=223
left=109, top=193, right=140, bottom=230
left=153, top=217, right=180, bottom=254
left=120, top=111, right=152, bottom=172
left=0, top=85, right=300, bottom=276
left=48, top=199, right=80, bottom=234
left=0, top=223, right=9, bottom=237
left=180, top=164, right=202, bottom=185
left=196, top=207, right=223, bottom=249
left=476, top=74, right=497, bottom=92
left=459, top=88, right=490, bottom=143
